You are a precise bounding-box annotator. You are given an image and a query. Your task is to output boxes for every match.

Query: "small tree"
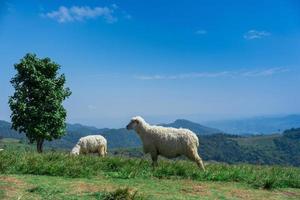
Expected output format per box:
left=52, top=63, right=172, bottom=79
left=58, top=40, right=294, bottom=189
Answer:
left=9, top=53, right=71, bottom=152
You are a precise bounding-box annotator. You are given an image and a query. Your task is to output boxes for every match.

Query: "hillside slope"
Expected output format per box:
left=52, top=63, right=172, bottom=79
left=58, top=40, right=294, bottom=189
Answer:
left=200, top=128, right=300, bottom=166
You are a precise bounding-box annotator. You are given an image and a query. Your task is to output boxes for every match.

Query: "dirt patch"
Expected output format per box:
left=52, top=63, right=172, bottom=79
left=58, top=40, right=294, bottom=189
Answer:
left=192, top=185, right=208, bottom=194
left=226, top=189, right=291, bottom=200
left=0, top=176, right=24, bottom=185
left=71, top=181, right=115, bottom=194
left=181, top=181, right=210, bottom=196
left=0, top=176, right=25, bottom=199
left=228, top=189, right=252, bottom=200
left=280, top=191, right=300, bottom=197
left=0, top=185, right=17, bottom=192
left=0, top=176, right=33, bottom=200
left=72, top=182, right=99, bottom=193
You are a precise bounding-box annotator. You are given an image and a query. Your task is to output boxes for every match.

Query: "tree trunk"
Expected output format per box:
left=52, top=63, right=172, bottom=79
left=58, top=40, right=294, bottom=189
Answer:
left=37, top=138, right=44, bottom=153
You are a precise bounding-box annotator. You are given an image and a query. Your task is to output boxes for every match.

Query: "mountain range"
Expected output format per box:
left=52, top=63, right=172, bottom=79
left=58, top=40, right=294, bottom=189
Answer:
left=1, top=117, right=300, bottom=166
left=160, top=119, right=222, bottom=135
left=203, top=114, right=300, bottom=134
left=0, top=118, right=223, bottom=149
left=1, top=114, right=300, bottom=149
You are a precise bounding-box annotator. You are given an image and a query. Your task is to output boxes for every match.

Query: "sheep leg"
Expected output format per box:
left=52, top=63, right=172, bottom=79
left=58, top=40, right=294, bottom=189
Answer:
left=195, top=155, right=205, bottom=171
left=104, top=145, right=107, bottom=156
left=98, top=146, right=105, bottom=157
left=187, top=149, right=206, bottom=171
left=101, top=145, right=107, bottom=156
left=150, top=152, right=158, bottom=168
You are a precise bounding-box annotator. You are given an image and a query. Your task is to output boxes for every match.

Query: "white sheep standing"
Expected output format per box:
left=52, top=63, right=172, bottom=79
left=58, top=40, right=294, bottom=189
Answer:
left=126, top=116, right=205, bottom=170
left=70, top=135, right=107, bottom=157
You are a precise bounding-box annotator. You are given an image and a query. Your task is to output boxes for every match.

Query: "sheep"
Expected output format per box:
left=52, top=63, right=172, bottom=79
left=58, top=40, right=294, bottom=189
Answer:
left=0, top=149, right=3, bottom=152
left=70, top=135, right=107, bottom=157
left=126, top=116, right=205, bottom=170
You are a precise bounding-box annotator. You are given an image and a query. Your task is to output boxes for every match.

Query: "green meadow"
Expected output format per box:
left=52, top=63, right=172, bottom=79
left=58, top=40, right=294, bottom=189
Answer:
left=0, top=143, right=300, bottom=200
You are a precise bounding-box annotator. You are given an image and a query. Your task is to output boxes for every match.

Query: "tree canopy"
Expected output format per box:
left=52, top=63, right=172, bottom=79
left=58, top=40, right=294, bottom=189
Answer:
left=9, top=53, right=71, bottom=152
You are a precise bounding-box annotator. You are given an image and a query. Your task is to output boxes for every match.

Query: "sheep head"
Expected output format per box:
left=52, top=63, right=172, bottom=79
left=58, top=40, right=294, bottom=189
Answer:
left=126, top=116, right=144, bottom=130
left=70, top=144, right=80, bottom=156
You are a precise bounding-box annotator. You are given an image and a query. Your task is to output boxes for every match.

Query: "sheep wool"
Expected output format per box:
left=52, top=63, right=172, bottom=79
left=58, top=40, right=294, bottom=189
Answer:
left=70, top=135, right=107, bottom=157
left=126, top=116, right=205, bottom=170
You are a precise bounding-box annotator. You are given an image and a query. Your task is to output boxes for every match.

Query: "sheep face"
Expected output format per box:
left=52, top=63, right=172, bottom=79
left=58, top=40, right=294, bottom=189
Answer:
left=126, top=119, right=139, bottom=130
left=70, top=151, right=79, bottom=156
left=70, top=145, right=80, bottom=155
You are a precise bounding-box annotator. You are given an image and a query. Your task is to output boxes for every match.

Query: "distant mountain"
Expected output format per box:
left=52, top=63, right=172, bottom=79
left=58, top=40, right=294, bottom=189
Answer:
left=0, top=119, right=221, bottom=149
left=0, top=120, right=22, bottom=139
left=199, top=128, right=300, bottom=166
left=48, top=124, right=112, bottom=149
left=161, top=119, right=222, bottom=135
left=66, top=123, right=102, bottom=134
left=0, top=120, right=135, bottom=149
left=204, top=114, right=300, bottom=135
left=0, top=121, right=110, bottom=148
left=64, top=123, right=109, bottom=143
left=1, top=119, right=300, bottom=166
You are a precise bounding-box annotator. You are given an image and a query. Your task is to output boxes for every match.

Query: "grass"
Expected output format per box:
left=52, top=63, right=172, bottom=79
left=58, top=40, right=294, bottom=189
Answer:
left=1, top=174, right=300, bottom=200
left=1, top=149, right=300, bottom=190
left=1, top=142, right=300, bottom=199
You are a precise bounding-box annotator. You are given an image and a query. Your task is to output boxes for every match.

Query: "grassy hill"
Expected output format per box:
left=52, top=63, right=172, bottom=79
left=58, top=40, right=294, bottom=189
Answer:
left=199, top=129, right=300, bottom=166
left=0, top=146, right=300, bottom=199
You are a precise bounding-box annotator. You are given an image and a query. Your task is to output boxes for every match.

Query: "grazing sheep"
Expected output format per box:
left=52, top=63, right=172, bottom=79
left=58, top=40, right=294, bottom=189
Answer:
left=0, top=149, right=3, bottom=152
left=70, top=135, right=107, bottom=157
left=126, top=116, right=205, bottom=170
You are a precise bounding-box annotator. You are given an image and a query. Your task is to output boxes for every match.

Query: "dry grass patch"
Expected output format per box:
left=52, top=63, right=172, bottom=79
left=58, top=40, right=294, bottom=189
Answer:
left=0, top=175, right=28, bottom=200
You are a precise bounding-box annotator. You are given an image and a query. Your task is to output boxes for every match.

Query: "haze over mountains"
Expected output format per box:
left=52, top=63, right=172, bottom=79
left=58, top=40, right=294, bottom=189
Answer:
left=1, top=115, right=300, bottom=166
left=1, top=114, right=300, bottom=149
left=1, top=117, right=300, bottom=166
left=0, top=118, right=222, bottom=149
left=160, top=119, right=222, bottom=135
left=203, top=114, right=300, bottom=134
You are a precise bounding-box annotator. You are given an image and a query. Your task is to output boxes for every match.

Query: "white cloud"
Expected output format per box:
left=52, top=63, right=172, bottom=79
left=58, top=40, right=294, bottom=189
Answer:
left=195, top=30, right=207, bottom=35
left=42, top=5, right=117, bottom=23
left=135, top=68, right=289, bottom=80
left=135, top=72, right=230, bottom=80
left=244, top=30, right=271, bottom=40
left=241, top=67, right=290, bottom=77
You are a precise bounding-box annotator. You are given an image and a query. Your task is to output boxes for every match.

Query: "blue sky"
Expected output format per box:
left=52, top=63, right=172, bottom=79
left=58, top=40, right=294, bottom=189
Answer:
left=1, top=0, right=300, bottom=127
